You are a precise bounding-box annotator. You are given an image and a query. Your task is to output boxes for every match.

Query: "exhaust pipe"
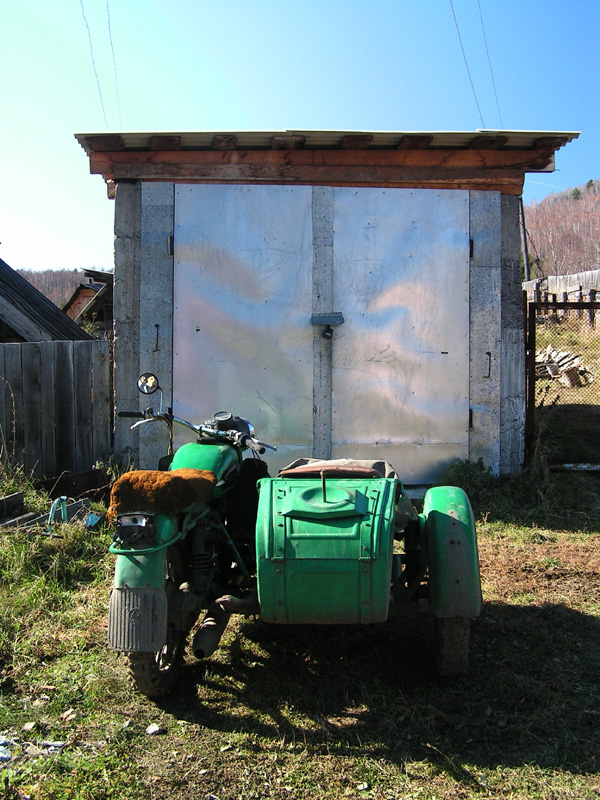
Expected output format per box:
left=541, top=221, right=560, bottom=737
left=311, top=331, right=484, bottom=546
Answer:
left=215, top=591, right=259, bottom=614
left=192, top=603, right=230, bottom=660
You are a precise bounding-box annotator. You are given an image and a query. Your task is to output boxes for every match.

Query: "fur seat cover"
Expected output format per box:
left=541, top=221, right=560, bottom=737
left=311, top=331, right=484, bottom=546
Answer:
left=108, top=468, right=216, bottom=520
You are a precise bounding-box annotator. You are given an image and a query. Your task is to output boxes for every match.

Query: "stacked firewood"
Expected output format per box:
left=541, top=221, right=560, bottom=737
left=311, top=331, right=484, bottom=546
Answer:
left=535, top=345, right=595, bottom=387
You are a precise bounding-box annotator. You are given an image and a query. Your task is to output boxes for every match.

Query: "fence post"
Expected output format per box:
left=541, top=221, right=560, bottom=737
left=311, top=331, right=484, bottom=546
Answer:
left=588, top=289, right=597, bottom=328
left=577, top=285, right=583, bottom=318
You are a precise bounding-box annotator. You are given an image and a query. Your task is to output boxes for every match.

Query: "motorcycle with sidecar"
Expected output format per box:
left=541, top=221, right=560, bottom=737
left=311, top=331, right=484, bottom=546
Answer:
left=107, top=373, right=482, bottom=696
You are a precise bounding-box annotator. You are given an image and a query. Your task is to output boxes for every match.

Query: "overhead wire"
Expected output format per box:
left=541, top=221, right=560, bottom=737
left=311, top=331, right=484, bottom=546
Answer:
left=449, top=0, right=485, bottom=128
left=106, top=0, right=122, bottom=128
left=79, top=0, right=109, bottom=130
left=478, top=0, right=504, bottom=128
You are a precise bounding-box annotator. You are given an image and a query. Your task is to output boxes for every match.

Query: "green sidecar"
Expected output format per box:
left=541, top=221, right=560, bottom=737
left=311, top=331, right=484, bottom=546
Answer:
left=255, top=458, right=482, bottom=676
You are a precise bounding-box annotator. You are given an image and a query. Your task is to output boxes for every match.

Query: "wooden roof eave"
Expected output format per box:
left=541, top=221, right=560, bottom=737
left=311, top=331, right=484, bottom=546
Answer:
left=88, top=146, right=558, bottom=196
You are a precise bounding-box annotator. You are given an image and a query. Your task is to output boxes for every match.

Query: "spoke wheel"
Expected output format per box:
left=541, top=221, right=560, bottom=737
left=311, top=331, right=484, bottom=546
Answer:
left=434, top=616, right=470, bottom=676
left=126, top=548, right=187, bottom=697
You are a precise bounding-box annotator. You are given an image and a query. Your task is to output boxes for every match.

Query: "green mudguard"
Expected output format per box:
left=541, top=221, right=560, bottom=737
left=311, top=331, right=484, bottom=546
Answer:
left=423, top=486, right=482, bottom=618
left=108, top=514, right=177, bottom=652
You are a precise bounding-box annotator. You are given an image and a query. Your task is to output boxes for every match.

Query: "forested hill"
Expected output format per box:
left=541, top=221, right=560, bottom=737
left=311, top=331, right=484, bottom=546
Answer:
left=525, top=179, right=600, bottom=278
left=16, top=269, right=84, bottom=308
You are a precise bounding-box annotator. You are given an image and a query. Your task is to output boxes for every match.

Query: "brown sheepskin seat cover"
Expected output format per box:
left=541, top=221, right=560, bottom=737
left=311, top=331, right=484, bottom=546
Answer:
left=108, top=468, right=216, bottom=520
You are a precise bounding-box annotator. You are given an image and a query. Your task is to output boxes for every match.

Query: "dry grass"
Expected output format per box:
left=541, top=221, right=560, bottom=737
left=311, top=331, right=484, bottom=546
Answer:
left=1, top=475, right=600, bottom=799
left=535, top=313, right=600, bottom=463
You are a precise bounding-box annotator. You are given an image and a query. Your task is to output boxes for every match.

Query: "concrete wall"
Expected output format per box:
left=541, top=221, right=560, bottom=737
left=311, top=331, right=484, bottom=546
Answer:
left=114, top=182, right=174, bottom=468
left=467, top=191, right=524, bottom=475
left=113, top=182, right=525, bottom=475
left=500, top=195, right=525, bottom=473
left=468, top=191, right=502, bottom=473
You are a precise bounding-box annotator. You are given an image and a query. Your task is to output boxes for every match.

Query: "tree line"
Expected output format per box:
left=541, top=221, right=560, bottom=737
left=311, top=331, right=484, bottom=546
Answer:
left=525, top=179, right=600, bottom=278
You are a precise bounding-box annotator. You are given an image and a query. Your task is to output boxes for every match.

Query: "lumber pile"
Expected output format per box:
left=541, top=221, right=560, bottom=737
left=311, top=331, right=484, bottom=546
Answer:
left=535, top=345, right=594, bottom=387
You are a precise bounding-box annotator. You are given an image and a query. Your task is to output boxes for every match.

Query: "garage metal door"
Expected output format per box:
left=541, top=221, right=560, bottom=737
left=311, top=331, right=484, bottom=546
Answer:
left=173, top=185, right=469, bottom=483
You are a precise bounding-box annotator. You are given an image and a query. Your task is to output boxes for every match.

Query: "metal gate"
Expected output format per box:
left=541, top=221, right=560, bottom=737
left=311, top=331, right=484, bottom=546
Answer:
left=173, top=185, right=470, bottom=483
left=526, top=299, right=600, bottom=464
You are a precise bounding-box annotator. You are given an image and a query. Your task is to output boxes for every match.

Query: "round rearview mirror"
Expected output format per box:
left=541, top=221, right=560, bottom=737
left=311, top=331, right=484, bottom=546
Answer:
left=137, top=373, right=160, bottom=395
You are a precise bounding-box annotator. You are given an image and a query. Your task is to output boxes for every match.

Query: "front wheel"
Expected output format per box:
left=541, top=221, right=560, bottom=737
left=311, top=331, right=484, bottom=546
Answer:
left=434, top=616, right=470, bottom=676
left=126, top=548, right=187, bottom=697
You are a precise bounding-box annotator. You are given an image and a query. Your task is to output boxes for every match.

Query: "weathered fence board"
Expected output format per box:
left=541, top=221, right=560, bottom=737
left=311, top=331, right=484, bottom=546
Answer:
left=91, top=341, right=111, bottom=463
left=0, top=340, right=112, bottom=478
left=74, top=341, right=93, bottom=473
left=39, top=341, right=57, bottom=476
left=22, top=342, right=42, bottom=476
left=4, top=344, right=24, bottom=467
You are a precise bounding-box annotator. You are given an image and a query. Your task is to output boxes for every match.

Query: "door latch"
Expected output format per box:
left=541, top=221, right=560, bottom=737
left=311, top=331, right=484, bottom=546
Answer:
left=311, top=312, right=344, bottom=339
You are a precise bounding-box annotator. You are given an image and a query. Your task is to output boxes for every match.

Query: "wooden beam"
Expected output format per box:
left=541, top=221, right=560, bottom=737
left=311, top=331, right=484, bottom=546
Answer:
left=83, top=134, right=124, bottom=152
left=212, top=135, right=238, bottom=150
left=149, top=135, right=181, bottom=150
left=90, top=146, right=555, bottom=172
left=396, top=135, right=434, bottom=149
left=340, top=135, right=373, bottom=149
left=467, top=135, right=509, bottom=149
left=533, top=137, right=566, bottom=150
left=0, top=297, right=53, bottom=342
left=91, top=153, right=525, bottom=193
left=271, top=135, right=306, bottom=150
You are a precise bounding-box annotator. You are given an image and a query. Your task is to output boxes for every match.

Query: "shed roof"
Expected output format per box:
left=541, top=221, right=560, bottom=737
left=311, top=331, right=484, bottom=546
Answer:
left=76, top=129, right=578, bottom=196
left=0, top=258, right=94, bottom=342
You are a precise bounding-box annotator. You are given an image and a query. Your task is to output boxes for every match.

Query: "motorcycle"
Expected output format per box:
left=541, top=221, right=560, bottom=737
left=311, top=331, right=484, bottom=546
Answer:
left=108, top=373, right=482, bottom=697
left=107, top=373, right=275, bottom=696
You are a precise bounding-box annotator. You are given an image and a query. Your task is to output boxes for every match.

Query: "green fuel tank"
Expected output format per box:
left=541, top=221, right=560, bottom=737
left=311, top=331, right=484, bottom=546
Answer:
left=170, top=441, right=242, bottom=498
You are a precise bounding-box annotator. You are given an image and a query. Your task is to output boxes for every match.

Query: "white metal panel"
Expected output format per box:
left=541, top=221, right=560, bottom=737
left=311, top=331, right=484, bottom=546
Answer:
left=331, top=188, right=470, bottom=483
left=173, top=185, right=314, bottom=471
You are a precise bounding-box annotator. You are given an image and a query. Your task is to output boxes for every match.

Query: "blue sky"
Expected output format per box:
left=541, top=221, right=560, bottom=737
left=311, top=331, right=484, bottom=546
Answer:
left=0, top=0, right=596, bottom=271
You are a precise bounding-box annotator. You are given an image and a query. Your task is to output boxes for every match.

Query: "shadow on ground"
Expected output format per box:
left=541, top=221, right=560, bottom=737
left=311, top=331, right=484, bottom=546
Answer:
left=156, top=600, right=600, bottom=778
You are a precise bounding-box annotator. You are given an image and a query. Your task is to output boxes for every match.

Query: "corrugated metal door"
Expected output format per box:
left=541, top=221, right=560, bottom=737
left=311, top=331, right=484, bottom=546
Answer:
left=173, top=185, right=469, bottom=482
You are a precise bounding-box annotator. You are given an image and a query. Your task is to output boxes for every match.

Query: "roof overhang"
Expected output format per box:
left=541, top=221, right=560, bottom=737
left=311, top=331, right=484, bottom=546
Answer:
left=75, top=129, right=579, bottom=196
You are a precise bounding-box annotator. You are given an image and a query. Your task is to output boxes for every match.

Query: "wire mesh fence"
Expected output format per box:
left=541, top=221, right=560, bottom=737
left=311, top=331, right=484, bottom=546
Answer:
left=528, top=300, right=600, bottom=464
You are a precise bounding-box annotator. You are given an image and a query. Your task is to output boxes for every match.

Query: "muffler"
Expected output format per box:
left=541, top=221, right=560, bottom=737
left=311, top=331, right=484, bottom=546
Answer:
left=192, top=602, right=230, bottom=659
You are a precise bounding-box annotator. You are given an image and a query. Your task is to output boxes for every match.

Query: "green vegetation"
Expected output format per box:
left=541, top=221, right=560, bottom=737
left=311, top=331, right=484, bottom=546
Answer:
left=1, top=464, right=599, bottom=799
left=535, top=313, right=600, bottom=464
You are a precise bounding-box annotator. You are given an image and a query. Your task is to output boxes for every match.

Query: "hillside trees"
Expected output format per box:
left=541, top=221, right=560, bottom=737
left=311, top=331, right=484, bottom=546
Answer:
left=16, top=268, right=83, bottom=308
left=525, top=180, right=600, bottom=277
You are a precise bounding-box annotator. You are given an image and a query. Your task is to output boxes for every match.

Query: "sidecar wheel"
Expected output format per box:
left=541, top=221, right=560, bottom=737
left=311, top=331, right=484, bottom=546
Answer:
left=433, top=616, right=470, bottom=676
left=126, top=548, right=187, bottom=697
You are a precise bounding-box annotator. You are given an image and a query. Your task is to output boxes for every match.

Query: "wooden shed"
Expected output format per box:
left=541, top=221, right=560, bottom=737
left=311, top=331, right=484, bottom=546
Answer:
left=0, top=257, right=94, bottom=343
left=76, top=129, right=577, bottom=484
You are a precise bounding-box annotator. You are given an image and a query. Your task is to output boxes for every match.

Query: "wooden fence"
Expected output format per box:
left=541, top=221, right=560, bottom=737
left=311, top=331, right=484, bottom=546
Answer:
left=0, top=340, right=112, bottom=479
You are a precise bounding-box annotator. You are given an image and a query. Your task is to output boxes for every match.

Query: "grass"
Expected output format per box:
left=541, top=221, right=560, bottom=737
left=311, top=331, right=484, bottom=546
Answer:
left=535, top=313, right=600, bottom=464
left=1, top=465, right=599, bottom=799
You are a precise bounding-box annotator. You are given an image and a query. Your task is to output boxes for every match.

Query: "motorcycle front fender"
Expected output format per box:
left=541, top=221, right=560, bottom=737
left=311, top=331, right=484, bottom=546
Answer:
left=108, top=514, right=176, bottom=652
left=108, top=585, right=167, bottom=651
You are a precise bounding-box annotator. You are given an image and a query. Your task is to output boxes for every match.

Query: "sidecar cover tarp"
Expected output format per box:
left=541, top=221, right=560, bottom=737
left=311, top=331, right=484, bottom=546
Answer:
left=278, top=458, right=398, bottom=479
left=108, top=468, right=216, bottom=519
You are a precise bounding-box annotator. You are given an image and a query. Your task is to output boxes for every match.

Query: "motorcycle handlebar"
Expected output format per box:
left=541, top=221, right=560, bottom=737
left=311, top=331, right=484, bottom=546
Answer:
left=245, top=437, right=265, bottom=455
left=121, top=410, right=277, bottom=452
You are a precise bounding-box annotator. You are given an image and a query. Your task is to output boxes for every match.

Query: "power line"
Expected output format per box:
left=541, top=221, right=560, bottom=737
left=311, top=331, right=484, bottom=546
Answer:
left=106, top=0, right=122, bottom=128
left=449, top=0, right=485, bottom=128
left=79, top=0, right=109, bottom=130
left=478, top=0, right=504, bottom=128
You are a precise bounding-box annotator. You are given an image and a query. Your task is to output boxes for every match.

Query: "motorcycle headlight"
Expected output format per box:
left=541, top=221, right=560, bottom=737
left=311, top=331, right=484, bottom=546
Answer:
left=115, top=514, right=157, bottom=546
